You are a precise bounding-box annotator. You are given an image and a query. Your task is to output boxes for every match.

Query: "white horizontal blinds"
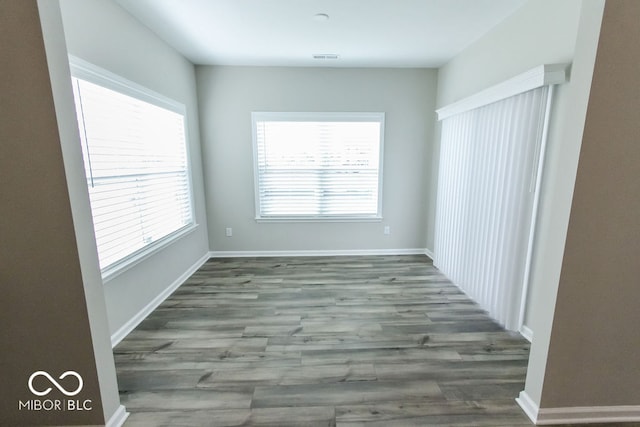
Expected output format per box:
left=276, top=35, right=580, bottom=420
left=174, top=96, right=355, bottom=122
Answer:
left=72, top=77, right=192, bottom=271
left=254, top=114, right=382, bottom=219
left=434, top=86, right=549, bottom=330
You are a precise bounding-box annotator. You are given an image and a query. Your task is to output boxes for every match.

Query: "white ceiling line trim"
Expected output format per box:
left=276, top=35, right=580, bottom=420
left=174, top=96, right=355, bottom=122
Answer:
left=436, top=63, right=568, bottom=120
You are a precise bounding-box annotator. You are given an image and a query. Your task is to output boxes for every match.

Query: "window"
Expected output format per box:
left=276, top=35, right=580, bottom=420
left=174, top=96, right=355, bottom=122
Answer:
left=70, top=58, right=194, bottom=279
left=252, top=112, right=384, bottom=221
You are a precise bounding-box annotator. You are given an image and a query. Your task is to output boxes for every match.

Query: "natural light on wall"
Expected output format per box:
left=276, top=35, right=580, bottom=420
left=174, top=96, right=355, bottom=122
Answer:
left=70, top=58, right=194, bottom=279
left=252, top=112, right=384, bottom=221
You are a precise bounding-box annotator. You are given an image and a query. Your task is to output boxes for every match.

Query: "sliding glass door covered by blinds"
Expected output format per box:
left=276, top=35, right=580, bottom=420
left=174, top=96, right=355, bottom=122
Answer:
left=435, top=85, right=553, bottom=331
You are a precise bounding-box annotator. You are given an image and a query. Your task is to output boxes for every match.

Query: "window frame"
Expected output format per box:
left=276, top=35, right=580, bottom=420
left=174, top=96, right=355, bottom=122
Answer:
left=69, top=56, right=197, bottom=282
left=251, top=111, right=385, bottom=222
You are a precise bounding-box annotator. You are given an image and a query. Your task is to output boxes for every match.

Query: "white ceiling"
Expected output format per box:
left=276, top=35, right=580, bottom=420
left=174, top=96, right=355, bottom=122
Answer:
left=116, top=0, right=526, bottom=68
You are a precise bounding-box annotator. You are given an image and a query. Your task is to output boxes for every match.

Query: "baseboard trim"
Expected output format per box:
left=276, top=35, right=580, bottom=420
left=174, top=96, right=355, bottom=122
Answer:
left=106, top=405, right=129, bottom=427
left=424, top=248, right=435, bottom=261
left=517, top=391, right=640, bottom=425
left=537, top=405, right=640, bottom=425
left=519, top=324, right=533, bottom=342
left=516, top=391, right=540, bottom=424
left=209, top=249, right=430, bottom=258
left=110, top=252, right=210, bottom=347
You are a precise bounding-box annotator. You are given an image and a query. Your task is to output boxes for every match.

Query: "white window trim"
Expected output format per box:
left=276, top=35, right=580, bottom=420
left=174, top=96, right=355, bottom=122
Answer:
left=251, top=112, right=385, bottom=222
left=69, top=56, right=185, bottom=115
left=69, top=56, right=198, bottom=283
left=101, top=224, right=198, bottom=283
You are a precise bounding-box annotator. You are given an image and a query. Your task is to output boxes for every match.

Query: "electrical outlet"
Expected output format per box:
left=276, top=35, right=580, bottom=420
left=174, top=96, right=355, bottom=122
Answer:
left=225, top=227, right=233, bottom=237
left=384, top=225, right=391, bottom=235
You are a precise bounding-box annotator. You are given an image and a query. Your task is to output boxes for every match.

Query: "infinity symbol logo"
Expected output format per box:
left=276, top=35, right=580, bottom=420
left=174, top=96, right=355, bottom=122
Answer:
left=28, top=371, right=84, bottom=397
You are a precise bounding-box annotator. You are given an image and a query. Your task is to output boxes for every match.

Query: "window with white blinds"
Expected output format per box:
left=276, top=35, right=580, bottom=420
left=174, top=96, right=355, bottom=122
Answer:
left=251, top=112, right=384, bottom=221
left=70, top=59, right=194, bottom=279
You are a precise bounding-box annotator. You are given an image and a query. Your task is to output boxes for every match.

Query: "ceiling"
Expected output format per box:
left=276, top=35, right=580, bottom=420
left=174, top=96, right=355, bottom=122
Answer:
left=116, top=0, right=527, bottom=68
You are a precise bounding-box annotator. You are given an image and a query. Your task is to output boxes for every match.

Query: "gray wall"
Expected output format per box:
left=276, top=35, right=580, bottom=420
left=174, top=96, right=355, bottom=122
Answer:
left=197, top=66, right=437, bottom=253
left=435, top=0, right=583, bottom=108
left=59, top=0, right=210, bottom=335
left=525, top=0, right=604, bottom=407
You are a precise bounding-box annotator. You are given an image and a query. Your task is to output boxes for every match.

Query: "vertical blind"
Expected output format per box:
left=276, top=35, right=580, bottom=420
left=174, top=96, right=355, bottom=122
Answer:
left=71, top=76, right=193, bottom=274
left=434, top=86, right=551, bottom=330
left=252, top=113, right=384, bottom=219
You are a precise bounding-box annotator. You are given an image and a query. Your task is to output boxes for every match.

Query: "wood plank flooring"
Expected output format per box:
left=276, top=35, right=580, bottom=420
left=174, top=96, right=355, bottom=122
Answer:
left=115, top=255, right=535, bottom=426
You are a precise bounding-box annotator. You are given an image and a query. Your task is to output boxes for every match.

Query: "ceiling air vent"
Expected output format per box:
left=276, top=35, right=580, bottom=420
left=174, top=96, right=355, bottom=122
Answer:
left=313, top=54, right=340, bottom=60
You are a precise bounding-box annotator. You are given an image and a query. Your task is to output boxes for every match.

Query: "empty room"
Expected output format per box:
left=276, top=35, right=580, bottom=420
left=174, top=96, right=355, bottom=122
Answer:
left=3, top=0, right=640, bottom=426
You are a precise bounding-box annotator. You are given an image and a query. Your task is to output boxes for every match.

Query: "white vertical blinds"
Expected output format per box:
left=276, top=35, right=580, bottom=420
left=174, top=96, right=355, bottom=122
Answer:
left=252, top=112, right=384, bottom=220
left=434, top=86, right=551, bottom=330
left=71, top=76, right=193, bottom=275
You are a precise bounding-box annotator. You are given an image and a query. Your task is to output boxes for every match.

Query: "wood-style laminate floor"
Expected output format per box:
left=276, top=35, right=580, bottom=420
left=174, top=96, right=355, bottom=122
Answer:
left=115, top=255, right=535, bottom=426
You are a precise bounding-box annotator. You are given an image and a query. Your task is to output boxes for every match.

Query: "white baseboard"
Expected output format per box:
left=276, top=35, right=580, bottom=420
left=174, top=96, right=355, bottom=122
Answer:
left=106, top=405, right=129, bottom=427
left=424, top=248, right=435, bottom=260
left=110, top=252, right=210, bottom=347
left=209, top=248, right=429, bottom=258
left=516, top=391, right=540, bottom=423
left=519, top=324, right=533, bottom=342
left=517, top=391, right=640, bottom=425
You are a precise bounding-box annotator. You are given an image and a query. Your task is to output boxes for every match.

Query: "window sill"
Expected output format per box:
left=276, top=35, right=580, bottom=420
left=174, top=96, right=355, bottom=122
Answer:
left=101, top=223, right=199, bottom=284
